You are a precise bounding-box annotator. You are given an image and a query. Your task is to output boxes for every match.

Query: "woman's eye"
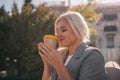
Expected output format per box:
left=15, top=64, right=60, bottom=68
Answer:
left=62, top=29, right=67, bottom=32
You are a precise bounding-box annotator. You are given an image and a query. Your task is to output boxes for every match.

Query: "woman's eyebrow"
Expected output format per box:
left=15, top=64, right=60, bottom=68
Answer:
left=60, top=26, right=66, bottom=29
left=56, top=26, right=67, bottom=31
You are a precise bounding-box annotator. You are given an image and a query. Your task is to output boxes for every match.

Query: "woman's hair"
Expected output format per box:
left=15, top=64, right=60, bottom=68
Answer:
left=55, top=11, right=90, bottom=43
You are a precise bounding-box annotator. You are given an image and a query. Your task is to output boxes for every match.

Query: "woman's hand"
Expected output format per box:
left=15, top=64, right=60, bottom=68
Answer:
left=38, top=42, right=63, bottom=68
left=38, top=43, right=49, bottom=67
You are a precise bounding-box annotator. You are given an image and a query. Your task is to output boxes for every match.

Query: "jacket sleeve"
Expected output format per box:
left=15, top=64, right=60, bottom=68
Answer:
left=78, top=49, right=106, bottom=80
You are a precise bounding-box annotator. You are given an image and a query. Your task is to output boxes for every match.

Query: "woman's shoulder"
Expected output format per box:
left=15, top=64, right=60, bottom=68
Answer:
left=84, top=46, right=103, bottom=58
left=85, top=46, right=102, bottom=53
left=82, top=46, right=105, bottom=64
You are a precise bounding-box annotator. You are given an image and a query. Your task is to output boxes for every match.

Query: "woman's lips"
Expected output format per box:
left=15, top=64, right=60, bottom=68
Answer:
left=58, top=38, right=64, bottom=41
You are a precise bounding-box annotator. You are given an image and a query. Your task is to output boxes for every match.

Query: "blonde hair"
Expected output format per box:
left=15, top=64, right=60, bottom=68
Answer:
left=55, top=11, right=90, bottom=43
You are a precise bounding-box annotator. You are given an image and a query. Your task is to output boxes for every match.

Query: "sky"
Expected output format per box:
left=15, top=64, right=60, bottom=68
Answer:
left=0, top=0, right=120, bottom=13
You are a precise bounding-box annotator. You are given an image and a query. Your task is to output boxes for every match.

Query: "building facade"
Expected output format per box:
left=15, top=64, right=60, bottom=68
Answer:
left=42, top=1, right=69, bottom=13
left=95, top=2, right=120, bottom=64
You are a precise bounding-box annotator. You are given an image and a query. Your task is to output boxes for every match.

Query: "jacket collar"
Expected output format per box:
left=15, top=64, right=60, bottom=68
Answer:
left=62, top=43, right=88, bottom=62
left=73, top=43, right=88, bottom=59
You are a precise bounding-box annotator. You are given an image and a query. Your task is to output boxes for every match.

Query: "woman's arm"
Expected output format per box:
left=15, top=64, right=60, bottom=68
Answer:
left=38, top=43, right=51, bottom=80
left=39, top=43, right=74, bottom=80
left=42, top=64, right=51, bottom=80
left=53, top=60, right=74, bottom=80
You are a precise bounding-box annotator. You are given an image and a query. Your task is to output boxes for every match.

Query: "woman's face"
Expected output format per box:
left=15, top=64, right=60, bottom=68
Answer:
left=56, top=19, right=79, bottom=47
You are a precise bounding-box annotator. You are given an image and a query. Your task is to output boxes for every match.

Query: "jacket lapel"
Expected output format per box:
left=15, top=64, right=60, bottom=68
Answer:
left=73, top=43, right=88, bottom=59
left=65, top=43, right=88, bottom=79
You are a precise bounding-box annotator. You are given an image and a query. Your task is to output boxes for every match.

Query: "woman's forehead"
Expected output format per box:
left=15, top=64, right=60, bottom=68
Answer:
left=56, top=18, right=67, bottom=23
left=56, top=19, right=69, bottom=27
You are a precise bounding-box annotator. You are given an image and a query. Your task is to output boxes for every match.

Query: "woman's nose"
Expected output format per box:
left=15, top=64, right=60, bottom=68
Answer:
left=56, top=32, right=62, bottom=38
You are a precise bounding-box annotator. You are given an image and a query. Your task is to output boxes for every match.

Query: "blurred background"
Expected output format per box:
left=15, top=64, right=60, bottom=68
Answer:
left=0, top=0, right=120, bottom=80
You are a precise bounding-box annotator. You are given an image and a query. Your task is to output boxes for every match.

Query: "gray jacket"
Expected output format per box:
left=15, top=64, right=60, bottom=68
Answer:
left=51, top=43, right=106, bottom=80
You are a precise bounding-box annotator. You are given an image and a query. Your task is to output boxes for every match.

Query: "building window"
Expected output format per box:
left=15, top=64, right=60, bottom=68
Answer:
left=106, top=36, right=114, bottom=48
left=103, top=14, right=117, bottom=20
left=104, top=25, right=117, bottom=32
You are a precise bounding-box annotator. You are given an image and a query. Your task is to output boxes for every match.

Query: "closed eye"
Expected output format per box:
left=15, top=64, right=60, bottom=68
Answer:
left=61, top=28, right=67, bottom=32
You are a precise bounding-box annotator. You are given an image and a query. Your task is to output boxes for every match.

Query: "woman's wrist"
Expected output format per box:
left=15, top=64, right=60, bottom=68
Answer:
left=54, top=61, right=64, bottom=70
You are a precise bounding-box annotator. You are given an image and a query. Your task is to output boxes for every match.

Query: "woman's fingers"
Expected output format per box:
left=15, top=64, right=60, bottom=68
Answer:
left=44, top=43, right=53, bottom=52
left=41, top=43, right=52, bottom=54
left=38, top=42, right=63, bottom=67
left=39, top=44, right=50, bottom=57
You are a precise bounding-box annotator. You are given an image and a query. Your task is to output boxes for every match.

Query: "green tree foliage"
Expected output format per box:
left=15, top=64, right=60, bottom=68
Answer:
left=22, top=0, right=34, bottom=16
left=0, top=1, right=59, bottom=79
left=0, top=5, right=10, bottom=57
left=12, top=3, right=19, bottom=16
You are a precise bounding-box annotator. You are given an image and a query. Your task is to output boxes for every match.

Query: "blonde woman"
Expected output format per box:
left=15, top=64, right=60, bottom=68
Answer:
left=38, top=11, right=106, bottom=80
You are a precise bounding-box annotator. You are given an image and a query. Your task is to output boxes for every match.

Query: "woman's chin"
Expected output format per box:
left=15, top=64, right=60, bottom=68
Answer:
left=59, top=42, right=69, bottom=47
left=60, top=44, right=68, bottom=47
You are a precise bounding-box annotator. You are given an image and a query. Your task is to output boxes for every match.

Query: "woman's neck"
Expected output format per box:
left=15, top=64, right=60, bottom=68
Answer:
left=68, top=41, right=82, bottom=55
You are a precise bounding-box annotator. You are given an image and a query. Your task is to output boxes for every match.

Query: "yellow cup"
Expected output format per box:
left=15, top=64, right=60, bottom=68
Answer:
left=43, top=35, right=58, bottom=49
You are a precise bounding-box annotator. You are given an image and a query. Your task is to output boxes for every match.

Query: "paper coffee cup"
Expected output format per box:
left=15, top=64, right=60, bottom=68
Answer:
left=43, top=35, right=58, bottom=49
